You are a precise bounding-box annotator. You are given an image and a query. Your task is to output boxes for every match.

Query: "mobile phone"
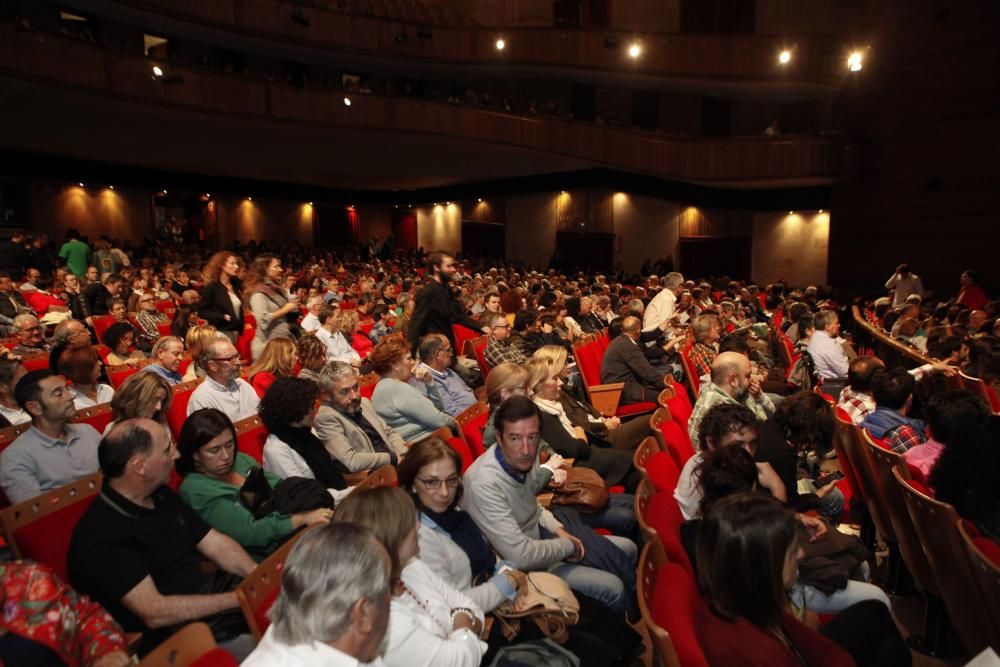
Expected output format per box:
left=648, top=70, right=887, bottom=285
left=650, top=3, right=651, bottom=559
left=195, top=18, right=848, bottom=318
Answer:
left=814, top=471, right=845, bottom=488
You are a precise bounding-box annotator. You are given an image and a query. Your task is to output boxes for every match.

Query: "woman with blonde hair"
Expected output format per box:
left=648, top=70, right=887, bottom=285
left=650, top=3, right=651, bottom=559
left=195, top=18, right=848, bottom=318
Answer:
left=197, top=251, right=244, bottom=342
left=532, top=345, right=657, bottom=452
left=333, top=486, right=487, bottom=667
left=248, top=337, right=298, bottom=398
left=182, top=324, right=218, bottom=381
left=106, top=371, right=173, bottom=435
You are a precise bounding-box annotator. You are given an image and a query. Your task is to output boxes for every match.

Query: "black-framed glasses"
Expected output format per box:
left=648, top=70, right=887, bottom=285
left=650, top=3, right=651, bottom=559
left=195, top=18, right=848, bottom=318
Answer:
left=416, top=476, right=461, bottom=490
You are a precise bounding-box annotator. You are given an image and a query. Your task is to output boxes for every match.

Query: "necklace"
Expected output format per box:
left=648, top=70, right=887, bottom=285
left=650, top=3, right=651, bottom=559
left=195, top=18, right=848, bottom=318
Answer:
left=399, top=582, right=450, bottom=636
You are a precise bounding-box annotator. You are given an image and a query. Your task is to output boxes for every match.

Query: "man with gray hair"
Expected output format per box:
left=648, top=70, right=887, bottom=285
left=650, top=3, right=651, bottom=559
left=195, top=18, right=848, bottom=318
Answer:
left=300, top=295, right=325, bottom=333
left=242, top=522, right=392, bottom=665
left=187, top=336, right=260, bottom=420
left=806, top=310, right=850, bottom=388
left=414, top=333, right=476, bottom=417
left=11, top=313, right=50, bottom=357
left=69, top=419, right=257, bottom=659
left=314, top=361, right=408, bottom=473
left=642, top=271, right=685, bottom=332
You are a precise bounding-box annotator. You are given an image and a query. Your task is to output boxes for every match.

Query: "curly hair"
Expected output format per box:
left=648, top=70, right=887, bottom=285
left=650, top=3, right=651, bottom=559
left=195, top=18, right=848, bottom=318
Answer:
left=695, top=445, right=758, bottom=517
left=242, top=253, right=280, bottom=299
left=201, top=251, right=234, bottom=285
left=698, top=403, right=759, bottom=452
left=297, top=334, right=327, bottom=369
left=103, top=321, right=137, bottom=350
left=337, top=309, right=360, bottom=336
left=499, top=288, right=523, bottom=315
left=368, top=336, right=409, bottom=376
left=772, top=390, right=834, bottom=455
left=259, top=376, right=319, bottom=430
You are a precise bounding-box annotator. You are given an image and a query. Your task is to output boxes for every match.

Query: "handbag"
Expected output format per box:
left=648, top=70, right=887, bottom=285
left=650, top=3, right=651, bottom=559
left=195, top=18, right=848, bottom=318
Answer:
left=550, top=467, right=609, bottom=513
left=493, top=573, right=580, bottom=644
left=238, top=467, right=276, bottom=519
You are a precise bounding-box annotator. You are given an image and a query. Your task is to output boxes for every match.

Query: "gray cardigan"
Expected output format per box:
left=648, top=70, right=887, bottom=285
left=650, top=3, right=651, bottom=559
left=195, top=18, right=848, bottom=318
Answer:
left=313, top=399, right=408, bottom=473
left=371, top=377, right=455, bottom=443
left=460, top=444, right=574, bottom=571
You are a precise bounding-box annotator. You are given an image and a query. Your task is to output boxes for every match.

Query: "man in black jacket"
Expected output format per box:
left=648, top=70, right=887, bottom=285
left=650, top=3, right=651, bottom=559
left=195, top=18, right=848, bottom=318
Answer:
left=600, top=316, right=666, bottom=405
left=0, top=231, right=28, bottom=279
left=406, top=251, right=486, bottom=353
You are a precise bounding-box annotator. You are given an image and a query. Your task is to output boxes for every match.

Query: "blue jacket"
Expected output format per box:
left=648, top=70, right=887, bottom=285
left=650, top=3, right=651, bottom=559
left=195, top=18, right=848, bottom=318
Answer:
left=860, top=407, right=925, bottom=439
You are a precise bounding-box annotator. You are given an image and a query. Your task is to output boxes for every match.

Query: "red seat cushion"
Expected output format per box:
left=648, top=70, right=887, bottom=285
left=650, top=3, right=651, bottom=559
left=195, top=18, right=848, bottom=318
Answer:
left=190, top=649, right=239, bottom=667
left=649, top=562, right=709, bottom=667
left=13, top=496, right=98, bottom=582
left=460, top=412, right=488, bottom=459
left=645, top=451, right=680, bottom=494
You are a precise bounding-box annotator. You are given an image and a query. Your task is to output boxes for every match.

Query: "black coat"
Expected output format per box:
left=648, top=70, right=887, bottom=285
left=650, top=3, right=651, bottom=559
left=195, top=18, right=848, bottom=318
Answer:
left=600, top=334, right=665, bottom=405
left=537, top=410, right=633, bottom=487
left=406, top=279, right=481, bottom=351
left=198, top=281, right=244, bottom=334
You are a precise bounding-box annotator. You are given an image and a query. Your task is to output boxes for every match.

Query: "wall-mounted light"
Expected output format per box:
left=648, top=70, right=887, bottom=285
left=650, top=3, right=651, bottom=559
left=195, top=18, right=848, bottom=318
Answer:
left=495, top=38, right=505, bottom=51
left=848, top=51, right=863, bottom=72
left=343, top=97, right=352, bottom=106
left=778, top=50, right=792, bottom=65
left=161, top=189, right=168, bottom=194
left=477, top=198, right=483, bottom=203
left=307, top=201, right=314, bottom=206
left=108, top=185, right=115, bottom=190
left=627, top=42, right=642, bottom=59
left=77, top=182, right=84, bottom=187
left=247, top=196, right=253, bottom=202
left=152, top=65, right=163, bottom=78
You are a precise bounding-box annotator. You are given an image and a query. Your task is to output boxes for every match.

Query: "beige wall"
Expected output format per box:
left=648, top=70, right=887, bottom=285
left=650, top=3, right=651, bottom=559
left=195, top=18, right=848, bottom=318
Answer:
left=611, top=193, right=681, bottom=273
left=751, top=211, right=829, bottom=286
left=214, top=197, right=315, bottom=247
left=416, top=204, right=462, bottom=253
left=27, top=183, right=153, bottom=244
left=506, top=192, right=557, bottom=269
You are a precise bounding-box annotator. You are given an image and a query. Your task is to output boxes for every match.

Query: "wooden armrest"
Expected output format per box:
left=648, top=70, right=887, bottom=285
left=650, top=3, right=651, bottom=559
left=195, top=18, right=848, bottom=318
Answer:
left=344, top=470, right=370, bottom=485
left=586, top=383, right=623, bottom=417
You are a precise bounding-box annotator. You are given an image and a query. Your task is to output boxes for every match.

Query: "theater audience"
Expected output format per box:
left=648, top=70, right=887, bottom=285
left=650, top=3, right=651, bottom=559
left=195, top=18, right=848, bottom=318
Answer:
left=295, top=334, right=327, bottom=385
left=68, top=419, right=257, bottom=659
left=187, top=336, right=259, bottom=421
left=244, top=253, right=298, bottom=360
left=314, top=360, right=408, bottom=472
left=837, top=356, right=886, bottom=425
left=106, top=371, right=173, bottom=437
left=102, top=322, right=144, bottom=366
left=0, top=370, right=101, bottom=503
left=176, top=408, right=331, bottom=560
left=315, top=306, right=362, bottom=366
left=197, top=251, right=244, bottom=343
left=260, top=376, right=350, bottom=503
left=180, top=324, right=216, bottom=381
left=241, top=523, right=393, bottom=666
left=483, top=312, right=527, bottom=366
left=807, top=310, right=850, bottom=388
left=859, top=368, right=926, bottom=453
left=600, top=315, right=666, bottom=405
left=11, top=313, right=50, bottom=357
left=61, top=346, right=114, bottom=409
left=0, top=358, right=29, bottom=426
left=689, top=313, right=722, bottom=378
left=414, top=333, right=476, bottom=417
left=334, top=486, right=488, bottom=667
left=370, top=336, right=456, bottom=443
left=134, top=293, right=169, bottom=348
left=461, top=396, right=637, bottom=616
left=141, top=336, right=185, bottom=385
left=247, top=336, right=297, bottom=398
left=930, top=412, right=1000, bottom=542
left=299, top=294, right=323, bottom=332
left=905, top=391, right=990, bottom=480
left=885, top=263, right=924, bottom=308
left=406, top=251, right=486, bottom=353
left=61, top=272, right=91, bottom=325
left=49, top=318, right=93, bottom=373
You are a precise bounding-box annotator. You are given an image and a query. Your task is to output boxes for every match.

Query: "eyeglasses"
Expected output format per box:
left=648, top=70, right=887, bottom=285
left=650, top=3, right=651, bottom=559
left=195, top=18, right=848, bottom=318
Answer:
left=211, top=354, right=241, bottom=363
left=416, top=475, right=461, bottom=490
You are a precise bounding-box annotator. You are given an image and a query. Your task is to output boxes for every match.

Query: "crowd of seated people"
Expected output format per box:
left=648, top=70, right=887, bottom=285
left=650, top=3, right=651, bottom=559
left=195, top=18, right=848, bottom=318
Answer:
left=0, top=228, right=998, bottom=664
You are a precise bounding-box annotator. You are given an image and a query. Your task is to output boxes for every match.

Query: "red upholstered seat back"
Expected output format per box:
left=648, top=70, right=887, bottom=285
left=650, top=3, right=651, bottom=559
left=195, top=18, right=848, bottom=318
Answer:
left=459, top=410, right=489, bottom=459
left=473, top=338, right=491, bottom=378
left=108, top=365, right=140, bottom=389
left=22, top=355, right=50, bottom=372
left=451, top=324, right=480, bottom=354
left=658, top=418, right=695, bottom=468
left=646, top=493, right=694, bottom=576
left=72, top=404, right=114, bottom=435
left=189, top=648, right=239, bottom=667
left=645, top=451, right=680, bottom=495
left=236, top=419, right=269, bottom=464
left=166, top=382, right=200, bottom=440
left=92, top=315, right=116, bottom=343
left=9, top=493, right=99, bottom=582
left=575, top=341, right=601, bottom=387
left=448, top=437, right=474, bottom=473
left=649, top=562, right=709, bottom=667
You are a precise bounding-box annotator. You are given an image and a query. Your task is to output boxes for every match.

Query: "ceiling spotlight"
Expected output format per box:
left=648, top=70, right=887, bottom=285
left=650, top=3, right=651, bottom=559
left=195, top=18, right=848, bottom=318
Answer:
left=788, top=211, right=795, bottom=215
left=818, top=209, right=824, bottom=213
left=77, top=182, right=84, bottom=187
left=446, top=201, right=451, bottom=206
left=108, top=185, right=114, bottom=190
left=343, top=97, right=351, bottom=106
left=162, top=189, right=168, bottom=194
left=848, top=51, right=863, bottom=72
left=307, top=201, right=313, bottom=206
left=627, top=42, right=641, bottom=59
left=247, top=196, right=253, bottom=201
left=152, top=65, right=163, bottom=78
left=778, top=50, right=791, bottom=65
left=477, top=198, right=483, bottom=202
left=205, top=193, right=211, bottom=198
left=495, top=38, right=505, bottom=51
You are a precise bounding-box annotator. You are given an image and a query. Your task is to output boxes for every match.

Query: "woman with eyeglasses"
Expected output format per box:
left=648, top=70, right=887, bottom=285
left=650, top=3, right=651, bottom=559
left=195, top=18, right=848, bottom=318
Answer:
left=102, top=321, right=145, bottom=366
left=397, top=438, right=643, bottom=667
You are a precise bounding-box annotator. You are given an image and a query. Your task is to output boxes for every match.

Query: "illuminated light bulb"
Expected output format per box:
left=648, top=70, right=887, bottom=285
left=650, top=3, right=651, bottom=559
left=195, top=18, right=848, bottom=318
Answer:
left=848, top=52, right=863, bottom=72
left=152, top=65, right=163, bottom=77
left=779, top=50, right=791, bottom=65
left=495, top=38, right=505, bottom=51
left=343, top=97, right=352, bottom=106
left=628, top=43, right=641, bottom=59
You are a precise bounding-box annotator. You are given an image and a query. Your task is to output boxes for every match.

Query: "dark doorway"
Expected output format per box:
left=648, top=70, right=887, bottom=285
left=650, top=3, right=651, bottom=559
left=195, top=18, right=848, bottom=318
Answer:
left=679, top=237, right=751, bottom=280
left=571, top=83, right=597, bottom=122
left=462, top=222, right=505, bottom=261
left=680, top=0, right=755, bottom=33
left=554, top=232, right=614, bottom=273
left=314, top=205, right=354, bottom=247
left=701, top=97, right=732, bottom=137
left=632, top=90, right=659, bottom=130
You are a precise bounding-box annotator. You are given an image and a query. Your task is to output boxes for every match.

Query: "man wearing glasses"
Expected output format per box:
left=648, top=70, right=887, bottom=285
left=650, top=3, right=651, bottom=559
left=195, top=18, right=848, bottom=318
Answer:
left=483, top=313, right=527, bottom=368
left=135, top=293, right=169, bottom=348
left=11, top=314, right=51, bottom=358
left=414, top=333, right=476, bottom=417
left=187, top=337, right=260, bottom=422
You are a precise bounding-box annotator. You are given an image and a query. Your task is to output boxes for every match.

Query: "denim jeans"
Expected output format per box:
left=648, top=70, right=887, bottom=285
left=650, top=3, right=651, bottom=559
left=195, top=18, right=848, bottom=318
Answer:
left=578, top=493, right=637, bottom=540
left=790, top=562, right=890, bottom=614
left=818, top=486, right=846, bottom=522
left=549, top=535, right=638, bottom=616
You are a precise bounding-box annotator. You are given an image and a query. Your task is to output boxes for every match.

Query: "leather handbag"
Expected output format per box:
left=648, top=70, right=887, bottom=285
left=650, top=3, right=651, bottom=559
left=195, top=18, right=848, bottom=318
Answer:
left=493, top=572, right=581, bottom=644
left=550, top=467, right=609, bottom=513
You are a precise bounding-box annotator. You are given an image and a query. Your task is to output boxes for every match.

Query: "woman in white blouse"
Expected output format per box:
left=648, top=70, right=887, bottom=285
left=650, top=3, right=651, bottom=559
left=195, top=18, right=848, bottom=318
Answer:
left=59, top=346, right=114, bottom=409
left=334, top=485, right=487, bottom=667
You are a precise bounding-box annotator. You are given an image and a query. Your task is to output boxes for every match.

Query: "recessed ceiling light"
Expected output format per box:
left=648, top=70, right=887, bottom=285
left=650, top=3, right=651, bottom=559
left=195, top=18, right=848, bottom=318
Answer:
left=779, top=50, right=791, bottom=64
left=495, top=38, right=505, bottom=51
left=628, top=43, right=641, bottom=59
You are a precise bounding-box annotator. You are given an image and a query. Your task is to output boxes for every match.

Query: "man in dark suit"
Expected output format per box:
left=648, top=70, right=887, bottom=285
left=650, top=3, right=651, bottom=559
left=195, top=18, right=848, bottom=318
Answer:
left=406, top=251, right=486, bottom=353
left=600, top=316, right=666, bottom=405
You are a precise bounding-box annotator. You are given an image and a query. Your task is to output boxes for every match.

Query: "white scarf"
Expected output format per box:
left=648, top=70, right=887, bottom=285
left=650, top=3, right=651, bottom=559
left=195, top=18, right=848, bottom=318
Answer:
left=533, top=396, right=576, bottom=437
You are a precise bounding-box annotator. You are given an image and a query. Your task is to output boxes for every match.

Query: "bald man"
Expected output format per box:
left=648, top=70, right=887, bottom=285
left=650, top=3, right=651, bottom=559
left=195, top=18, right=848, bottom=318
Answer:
left=600, top=316, right=667, bottom=405
left=686, top=351, right=775, bottom=446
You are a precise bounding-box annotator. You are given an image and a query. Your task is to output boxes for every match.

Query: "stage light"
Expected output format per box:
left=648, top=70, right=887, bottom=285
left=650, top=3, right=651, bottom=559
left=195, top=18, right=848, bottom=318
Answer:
left=247, top=196, right=253, bottom=202
left=77, top=182, right=84, bottom=187
left=477, top=198, right=483, bottom=202
left=778, top=50, right=791, bottom=65
left=495, top=38, right=505, bottom=51
left=343, top=97, right=351, bottom=106
left=152, top=65, right=163, bottom=78
left=162, top=189, right=168, bottom=194
left=818, top=209, right=825, bottom=214
left=788, top=211, right=795, bottom=215
left=108, top=185, right=114, bottom=190
left=628, top=43, right=641, bottom=59
left=848, top=52, right=863, bottom=72
left=307, top=201, right=313, bottom=206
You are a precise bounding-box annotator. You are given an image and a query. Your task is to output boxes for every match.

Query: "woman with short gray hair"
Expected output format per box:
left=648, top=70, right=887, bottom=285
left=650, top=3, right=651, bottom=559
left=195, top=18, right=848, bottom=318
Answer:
left=242, top=522, right=393, bottom=665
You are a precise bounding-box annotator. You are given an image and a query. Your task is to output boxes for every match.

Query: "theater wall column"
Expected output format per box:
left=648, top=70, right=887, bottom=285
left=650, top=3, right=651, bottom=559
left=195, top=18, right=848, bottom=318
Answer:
left=751, top=211, right=829, bottom=286
left=505, top=193, right=558, bottom=269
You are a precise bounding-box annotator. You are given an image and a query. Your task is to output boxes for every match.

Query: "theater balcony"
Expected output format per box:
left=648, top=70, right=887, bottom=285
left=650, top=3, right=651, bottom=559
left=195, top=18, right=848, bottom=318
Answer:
left=0, top=20, right=855, bottom=190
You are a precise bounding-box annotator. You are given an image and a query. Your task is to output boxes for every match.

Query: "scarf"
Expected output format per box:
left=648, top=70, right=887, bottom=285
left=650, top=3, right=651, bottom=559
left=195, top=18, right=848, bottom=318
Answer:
left=422, top=508, right=496, bottom=581
left=534, top=397, right=576, bottom=438
left=252, top=280, right=289, bottom=308
left=266, top=422, right=347, bottom=490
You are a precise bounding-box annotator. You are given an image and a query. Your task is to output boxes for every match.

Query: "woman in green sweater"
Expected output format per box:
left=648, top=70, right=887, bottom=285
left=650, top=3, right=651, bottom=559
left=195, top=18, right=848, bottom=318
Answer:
left=176, top=408, right=331, bottom=560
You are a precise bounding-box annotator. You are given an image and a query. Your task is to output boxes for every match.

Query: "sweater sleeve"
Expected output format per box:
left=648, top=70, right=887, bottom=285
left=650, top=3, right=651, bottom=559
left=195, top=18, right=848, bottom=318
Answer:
left=179, top=473, right=293, bottom=550
left=393, top=382, right=454, bottom=433
left=462, top=476, right=574, bottom=570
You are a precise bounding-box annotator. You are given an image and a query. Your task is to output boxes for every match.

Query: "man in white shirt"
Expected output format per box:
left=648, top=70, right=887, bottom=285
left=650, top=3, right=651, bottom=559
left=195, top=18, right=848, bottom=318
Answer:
left=243, top=523, right=392, bottom=667
left=187, top=337, right=260, bottom=421
left=807, top=310, right=850, bottom=386
left=299, top=295, right=324, bottom=333
left=885, top=263, right=924, bottom=309
left=315, top=307, right=362, bottom=366
left=642, top=272, right=685, bottom=332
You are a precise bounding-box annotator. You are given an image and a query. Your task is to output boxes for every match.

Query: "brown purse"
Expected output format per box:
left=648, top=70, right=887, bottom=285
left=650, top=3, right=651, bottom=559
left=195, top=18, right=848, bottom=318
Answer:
left=493, top=572, right=581, bottom=643
left=550, top=467, right=610, bottom=513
